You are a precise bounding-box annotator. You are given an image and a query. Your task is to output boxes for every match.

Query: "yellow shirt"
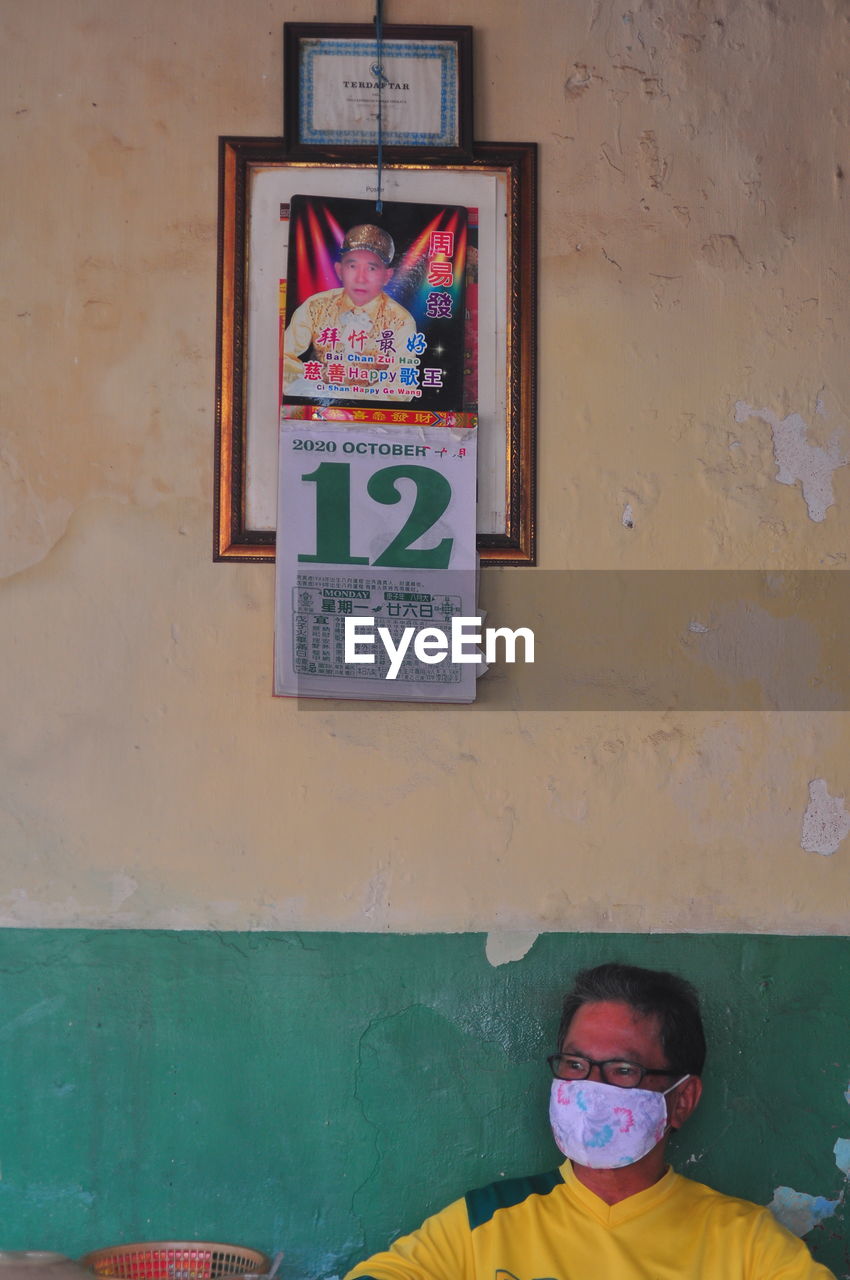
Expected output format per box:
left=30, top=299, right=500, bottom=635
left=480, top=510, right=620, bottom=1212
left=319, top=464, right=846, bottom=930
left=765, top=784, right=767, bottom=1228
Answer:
left=344, top=1162, right=835, bottom=1280
left=282, top=287, right=417, bottom=401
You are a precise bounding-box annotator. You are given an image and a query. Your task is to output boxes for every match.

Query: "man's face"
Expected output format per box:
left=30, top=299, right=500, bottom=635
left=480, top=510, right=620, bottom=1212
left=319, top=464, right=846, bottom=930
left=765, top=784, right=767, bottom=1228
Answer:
left=335, top=249, right=393, bottom=306
left=561, top=999, right=673, bottom=1092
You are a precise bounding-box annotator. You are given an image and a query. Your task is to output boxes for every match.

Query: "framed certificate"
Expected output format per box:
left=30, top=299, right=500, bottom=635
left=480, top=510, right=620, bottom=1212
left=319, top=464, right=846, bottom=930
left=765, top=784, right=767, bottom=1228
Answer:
left=214, top=137, right=537, bottom=565
left=283, top=24, right=473, bottom=157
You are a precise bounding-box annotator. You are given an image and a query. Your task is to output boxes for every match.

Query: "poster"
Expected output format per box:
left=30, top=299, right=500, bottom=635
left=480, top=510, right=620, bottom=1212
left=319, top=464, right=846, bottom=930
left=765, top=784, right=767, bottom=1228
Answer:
left=274, top=420, right=480, bottom=702
left=281, top=194, right=469, bottom=413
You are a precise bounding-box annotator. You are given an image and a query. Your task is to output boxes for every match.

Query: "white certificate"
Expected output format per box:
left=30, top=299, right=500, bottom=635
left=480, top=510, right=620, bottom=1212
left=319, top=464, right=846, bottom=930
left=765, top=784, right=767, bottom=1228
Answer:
left=298, top=38, right=460, bottom=148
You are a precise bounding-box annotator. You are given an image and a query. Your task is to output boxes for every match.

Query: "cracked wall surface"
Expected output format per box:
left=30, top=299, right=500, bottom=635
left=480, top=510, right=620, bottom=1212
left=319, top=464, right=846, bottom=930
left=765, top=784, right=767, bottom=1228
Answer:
left=3, top=0, right=850, bottom=932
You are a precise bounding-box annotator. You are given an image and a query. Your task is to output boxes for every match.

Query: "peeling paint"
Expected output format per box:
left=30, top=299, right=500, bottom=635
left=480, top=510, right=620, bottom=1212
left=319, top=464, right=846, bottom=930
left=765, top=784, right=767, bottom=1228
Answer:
left=564, top=64, right=593, bottom=95
left=767, top=1186, right=841, bottom=1236
left=734, top=402, right=847, bottom=522
left=484, top=931, right=539, bottom=966
left=800, top=779, right=850, bottom=855
left=621, top=503, right=635, bottom=529
left=833, top=1137, right=850, bottom=1178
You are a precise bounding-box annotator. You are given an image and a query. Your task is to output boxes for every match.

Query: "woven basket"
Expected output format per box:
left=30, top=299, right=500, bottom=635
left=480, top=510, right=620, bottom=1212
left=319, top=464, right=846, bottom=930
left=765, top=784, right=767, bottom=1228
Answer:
left=80, top=1244, right=270, bottom=1280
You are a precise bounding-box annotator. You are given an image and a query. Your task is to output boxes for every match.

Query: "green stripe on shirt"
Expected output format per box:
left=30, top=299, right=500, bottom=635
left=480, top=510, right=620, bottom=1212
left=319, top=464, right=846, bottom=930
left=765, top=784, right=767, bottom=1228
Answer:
left=465, top=1170, right=565, bottom=1231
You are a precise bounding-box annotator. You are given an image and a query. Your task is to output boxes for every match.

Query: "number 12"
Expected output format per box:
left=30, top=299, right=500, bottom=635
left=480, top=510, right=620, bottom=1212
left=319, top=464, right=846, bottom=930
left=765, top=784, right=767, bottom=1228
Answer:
left=298, top=462, right=454, bottom=569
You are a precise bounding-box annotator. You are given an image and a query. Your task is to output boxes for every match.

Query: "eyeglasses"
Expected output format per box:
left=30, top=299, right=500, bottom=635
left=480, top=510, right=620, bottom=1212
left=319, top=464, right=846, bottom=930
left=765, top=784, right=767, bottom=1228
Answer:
left=546, top=1053, right=682, bottom=1089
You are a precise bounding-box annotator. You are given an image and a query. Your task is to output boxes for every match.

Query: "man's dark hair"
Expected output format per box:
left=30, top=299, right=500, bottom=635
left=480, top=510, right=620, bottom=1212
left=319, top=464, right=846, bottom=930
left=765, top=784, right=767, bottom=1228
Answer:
left=557, top=962, right=707, bottom=1076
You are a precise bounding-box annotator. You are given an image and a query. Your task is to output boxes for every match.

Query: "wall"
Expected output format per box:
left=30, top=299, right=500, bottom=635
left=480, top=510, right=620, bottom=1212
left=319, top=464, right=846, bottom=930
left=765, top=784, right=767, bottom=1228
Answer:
left=2, top=0, right=849, bottom=1274
left=4, top=1, right=850, bottom=932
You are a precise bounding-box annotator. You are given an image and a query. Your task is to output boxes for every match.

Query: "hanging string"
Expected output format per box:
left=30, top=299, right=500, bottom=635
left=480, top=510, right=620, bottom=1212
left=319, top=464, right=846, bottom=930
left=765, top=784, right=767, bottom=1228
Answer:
left=374, top=0, right=384, bottom=212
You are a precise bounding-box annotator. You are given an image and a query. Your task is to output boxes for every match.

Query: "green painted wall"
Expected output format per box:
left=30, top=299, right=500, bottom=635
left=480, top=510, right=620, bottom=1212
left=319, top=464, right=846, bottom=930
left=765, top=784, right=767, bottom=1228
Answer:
left=0, top=932, right=847, bottom=1275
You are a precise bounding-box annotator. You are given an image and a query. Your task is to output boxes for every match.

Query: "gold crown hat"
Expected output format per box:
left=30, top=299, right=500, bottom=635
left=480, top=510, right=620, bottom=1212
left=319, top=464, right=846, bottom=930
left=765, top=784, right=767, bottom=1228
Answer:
left=340, top=224, right=395, bottom=266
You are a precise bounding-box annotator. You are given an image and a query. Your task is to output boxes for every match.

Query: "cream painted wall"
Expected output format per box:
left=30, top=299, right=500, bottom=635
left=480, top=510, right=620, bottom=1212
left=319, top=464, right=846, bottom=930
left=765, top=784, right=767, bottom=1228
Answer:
left=3, top=0, right=850, bottom=932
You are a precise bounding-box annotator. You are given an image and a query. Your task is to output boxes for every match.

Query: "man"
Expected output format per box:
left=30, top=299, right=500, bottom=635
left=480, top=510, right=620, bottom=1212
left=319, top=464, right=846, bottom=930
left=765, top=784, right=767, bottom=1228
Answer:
left=283, top=224, right=416, bottom=402
left=344, top=962, right=835, bottom=1280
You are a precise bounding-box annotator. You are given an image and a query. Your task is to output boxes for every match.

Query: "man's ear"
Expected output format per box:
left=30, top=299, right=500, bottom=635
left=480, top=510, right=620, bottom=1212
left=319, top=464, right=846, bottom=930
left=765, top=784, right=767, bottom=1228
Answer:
left=334, top=261, right=343, bottom=282
left=668, top=1075, right=702, bottom=1131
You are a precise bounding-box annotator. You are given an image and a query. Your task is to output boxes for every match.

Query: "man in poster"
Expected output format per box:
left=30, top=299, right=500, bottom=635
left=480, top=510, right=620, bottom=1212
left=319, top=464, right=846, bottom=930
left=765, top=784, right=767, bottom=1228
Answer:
left=283, top=223, right=416, bottom=400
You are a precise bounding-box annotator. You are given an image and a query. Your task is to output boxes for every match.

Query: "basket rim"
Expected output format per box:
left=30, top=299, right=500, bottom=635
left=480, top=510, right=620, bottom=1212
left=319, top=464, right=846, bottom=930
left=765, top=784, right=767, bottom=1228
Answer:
left=79, top=1245, right=270, bottom=1266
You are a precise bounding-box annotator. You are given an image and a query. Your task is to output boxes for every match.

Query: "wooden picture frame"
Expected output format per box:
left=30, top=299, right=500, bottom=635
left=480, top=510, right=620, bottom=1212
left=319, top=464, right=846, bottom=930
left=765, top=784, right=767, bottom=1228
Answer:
left=214, top=137, right=537, bottom=565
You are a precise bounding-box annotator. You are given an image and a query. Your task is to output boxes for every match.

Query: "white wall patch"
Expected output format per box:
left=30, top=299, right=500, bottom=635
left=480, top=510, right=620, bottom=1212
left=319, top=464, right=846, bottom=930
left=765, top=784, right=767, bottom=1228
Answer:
left=734, top=402, right=847, bottom=522
left=484, top=931, right=539, bottom=967
left=801, top=779, right=850, bottom=855
left=768, top=1186, right=841, bottom=1236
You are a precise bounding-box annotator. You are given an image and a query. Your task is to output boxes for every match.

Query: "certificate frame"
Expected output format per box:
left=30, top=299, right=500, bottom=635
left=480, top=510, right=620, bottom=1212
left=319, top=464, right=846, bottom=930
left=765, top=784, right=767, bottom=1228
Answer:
left=283, top=23, right=473, bottom=157
left=214, top=136, right=537, bottom=565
